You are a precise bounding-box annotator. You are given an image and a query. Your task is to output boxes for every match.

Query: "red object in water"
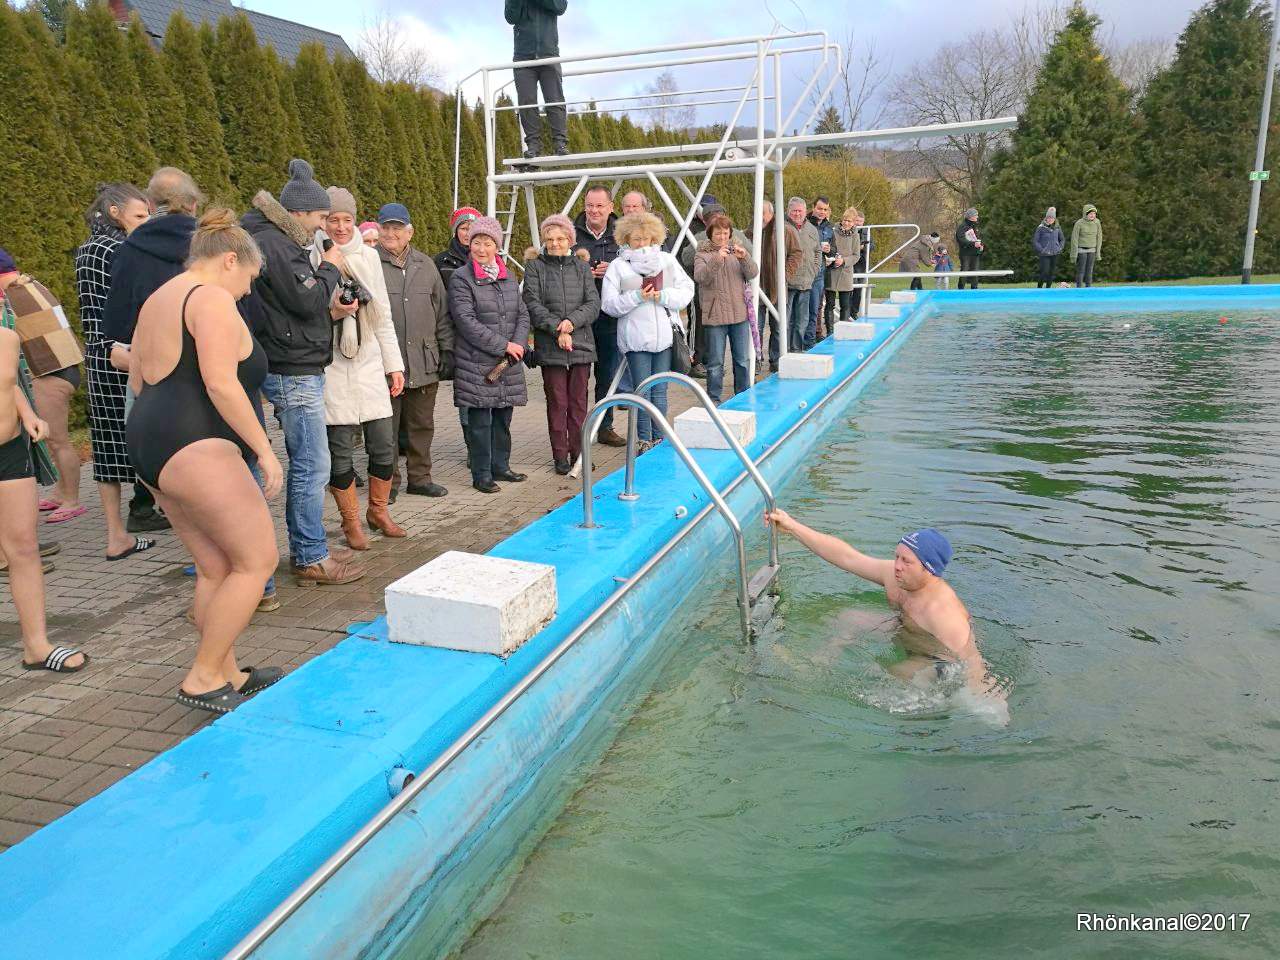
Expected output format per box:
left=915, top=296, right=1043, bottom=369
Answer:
left=1219, top=316, right=1228, bottom=324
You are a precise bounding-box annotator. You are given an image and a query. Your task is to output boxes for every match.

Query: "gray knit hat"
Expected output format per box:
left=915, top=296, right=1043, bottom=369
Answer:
left=964, top=207, right=978, bottom=220
left=1044, top=206, right=1057, bottom=221
left=279, top=159, right=331, bottom=212
left=326, top=186, right=357, bottom=217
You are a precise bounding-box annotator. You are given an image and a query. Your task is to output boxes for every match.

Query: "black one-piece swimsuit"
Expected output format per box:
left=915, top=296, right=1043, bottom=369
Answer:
left=127, top=286, right=268, bottom=490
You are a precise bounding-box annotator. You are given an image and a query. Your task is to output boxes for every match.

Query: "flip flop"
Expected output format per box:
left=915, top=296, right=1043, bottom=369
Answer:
left=239, top=666, right=285, bottom=696
left=45, top=505, right=87, bottom=524
left=106, top=537, right=157, bottom=561
left=22, top=646, right=89, bottom=673
left=176, top=683, right=247, bottom=714
left=0, top=559, right=55, bottom=577
left=38, top=499, right=61, bottom=512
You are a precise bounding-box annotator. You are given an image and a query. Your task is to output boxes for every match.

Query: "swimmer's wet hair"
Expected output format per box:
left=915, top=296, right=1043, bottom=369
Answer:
left=186, top=208, right=261, bottom=267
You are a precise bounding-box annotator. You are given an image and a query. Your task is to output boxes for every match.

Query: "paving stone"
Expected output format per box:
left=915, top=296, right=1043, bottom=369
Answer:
left=0, top=373, right=699, bottom=837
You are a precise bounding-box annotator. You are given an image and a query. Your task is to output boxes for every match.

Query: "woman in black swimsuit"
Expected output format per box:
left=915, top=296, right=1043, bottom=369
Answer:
left=128, top=209, right=284, bottom=715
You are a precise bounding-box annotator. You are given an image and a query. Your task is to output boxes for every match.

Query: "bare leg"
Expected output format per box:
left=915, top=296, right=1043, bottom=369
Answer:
left=97, top=481, right=136, bottom=557
left=32, top=376, right=80, bottom=509
left=157, top=441, right=278, bottom=696
left=0, top=476, right=83, bottom=668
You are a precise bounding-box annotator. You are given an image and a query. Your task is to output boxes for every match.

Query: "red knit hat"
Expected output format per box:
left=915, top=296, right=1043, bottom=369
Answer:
left=450, top=207, right=482, bottom=233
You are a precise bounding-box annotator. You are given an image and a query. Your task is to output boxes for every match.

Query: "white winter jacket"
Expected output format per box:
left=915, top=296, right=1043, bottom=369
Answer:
left=311, top=234, right=404, bottom=426
left=600, top=247, right=695, bottom=354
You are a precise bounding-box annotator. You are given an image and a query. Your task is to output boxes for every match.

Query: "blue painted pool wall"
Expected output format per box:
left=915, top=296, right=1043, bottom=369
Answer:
left=3, top=283, right=1269, bottom=960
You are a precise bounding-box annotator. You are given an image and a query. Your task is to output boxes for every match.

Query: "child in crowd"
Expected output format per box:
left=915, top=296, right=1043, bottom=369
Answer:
left=933, top=244, right=953, bottom=289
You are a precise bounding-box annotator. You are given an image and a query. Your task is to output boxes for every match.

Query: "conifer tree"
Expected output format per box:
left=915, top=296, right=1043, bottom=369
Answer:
left=126, top=15, right=191, bottom=170
left=18, top=6, right=89, bottom=202
left=980, top=3, right=1137, bottom=281
left=0, top=1, right=80, bottom=306
left=290, top=42, right=357, bottom=190
left=212, top=14, right=292, bottom=206
left=383, top=85, right=433, bottom=246
left=335, top=57, right=396, bottom=215
left=264, top=46, right=307, bottom=160
left=162, top=12, right=234, bottom=203
left=1133, top=0, right=1279, bottom=278
left=64, top=1, right=157, bottom=184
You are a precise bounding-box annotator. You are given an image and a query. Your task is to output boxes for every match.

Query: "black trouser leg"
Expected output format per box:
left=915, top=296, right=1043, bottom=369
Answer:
left=1037, top=254, right=1057, bottom=288
left=959, top=254, right=981, bottom=289
left=130, top=481, right=155, bottom=515
left=909, top=276, right=923, bottom=290
left=491, top=407, right=513, bottom=473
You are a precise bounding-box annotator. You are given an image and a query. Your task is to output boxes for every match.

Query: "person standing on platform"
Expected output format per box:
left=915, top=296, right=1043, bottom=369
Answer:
left=760, top=200, right=801, bottom=372
left=785, top=198, right=821, bottom=353
left=1033, top=208, right=1065, bottom=288
left=505, top=0, right=569, bottom=159
left=573, top=187, right=625, bottom=447
left=378, top=202, right=452, bottom=501
left=828, top=208, right=862, bottom=324
left=807, top=197, right=834, bottom=345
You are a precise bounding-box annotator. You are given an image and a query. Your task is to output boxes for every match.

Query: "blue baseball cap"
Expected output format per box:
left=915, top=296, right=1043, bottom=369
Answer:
left=899, top=528, right=953, bottom=576
left=377, top=202, right=411, bottom=226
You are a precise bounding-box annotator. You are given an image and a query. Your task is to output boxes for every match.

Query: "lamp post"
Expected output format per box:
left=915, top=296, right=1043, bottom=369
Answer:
left=1242, top=0, right=1280, bottom=283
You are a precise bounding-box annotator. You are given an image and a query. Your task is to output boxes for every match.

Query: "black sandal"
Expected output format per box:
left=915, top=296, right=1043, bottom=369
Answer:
left=107, top=537, right=157, bottom=561
left=176, top=683, right=247, bottom=714
left=22, top=646, right=89, bottom=673
left=239, top=666, right=285, bottom=696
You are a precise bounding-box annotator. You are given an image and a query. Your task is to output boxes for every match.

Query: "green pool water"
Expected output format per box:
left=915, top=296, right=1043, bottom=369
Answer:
left=455, top=310, right=1280, bottom=960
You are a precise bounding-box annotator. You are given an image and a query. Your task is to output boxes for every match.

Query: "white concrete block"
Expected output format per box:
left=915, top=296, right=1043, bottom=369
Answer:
left=778, top=352, right=834, bottom=379
left=889, top=290, right=918, bottom=303
left=834, top=321, right=875, bottom=341
left=674, top=407, right=756, bottom=450
left=866, top=303, right=904, bottom=318
left=385, top=551, right=556, bottom=657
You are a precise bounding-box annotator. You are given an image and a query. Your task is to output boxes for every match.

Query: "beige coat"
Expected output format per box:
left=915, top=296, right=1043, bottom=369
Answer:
left=827, top=226, right=863, bottom=292
left=311, top=234, right=404, bottom=426
left=693, top=238, right=759, bottom=326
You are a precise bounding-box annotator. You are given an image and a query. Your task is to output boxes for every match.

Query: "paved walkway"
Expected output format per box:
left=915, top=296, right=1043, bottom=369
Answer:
left=0, top=372, right=700, bottom=850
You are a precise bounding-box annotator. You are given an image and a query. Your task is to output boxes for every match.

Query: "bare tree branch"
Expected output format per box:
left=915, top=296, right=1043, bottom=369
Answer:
left=637, top=70, right=697, bottom=133
left=357, top=12, right=445, bottom=89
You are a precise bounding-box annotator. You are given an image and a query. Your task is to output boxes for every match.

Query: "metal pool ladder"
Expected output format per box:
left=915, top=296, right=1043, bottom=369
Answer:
left=579, top=377, right=780, bottom=640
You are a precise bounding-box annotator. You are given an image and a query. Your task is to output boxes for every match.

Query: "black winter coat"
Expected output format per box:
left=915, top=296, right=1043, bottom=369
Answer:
left=955, top=218, right=984, bottom=258
left=448, top=263, right=530, bottom=409
left=434, top=238, right=468, bottom=288
left=241, top=195, right=342, bottom=376
left=522, top=254, right=598, bottom=366
left=101, top=213, right=195, bottom=347
left=505, top=0, right=565, bottom=60
left=572, top=212, right=618, bottom=306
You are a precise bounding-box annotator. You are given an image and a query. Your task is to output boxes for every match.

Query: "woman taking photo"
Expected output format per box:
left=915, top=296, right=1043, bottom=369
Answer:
left=127, top=209, right=282, bottom=714
left=523, top=214, right=599, bottom=474
left=312, top=187, right=406, bottom=549
left=693, top=212, right=757, bottom=401
left=447, top=216, right=530, bottom=493
left=76, top=182, right=153, bottom=556
left=601, top=211, right=694, bottom=452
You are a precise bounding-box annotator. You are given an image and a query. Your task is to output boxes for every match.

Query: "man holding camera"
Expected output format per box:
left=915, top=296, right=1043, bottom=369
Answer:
left=242, top=159, right=364, bottom=587
left=376, top=202, right=453, bottom=500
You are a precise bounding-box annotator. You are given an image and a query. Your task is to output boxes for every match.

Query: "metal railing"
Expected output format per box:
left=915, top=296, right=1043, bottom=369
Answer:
left=579, top=394, right=752, bottom=641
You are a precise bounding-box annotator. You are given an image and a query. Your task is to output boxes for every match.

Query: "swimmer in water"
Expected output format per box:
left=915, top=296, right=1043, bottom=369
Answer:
left=764, top=510, right=1006, bottom=713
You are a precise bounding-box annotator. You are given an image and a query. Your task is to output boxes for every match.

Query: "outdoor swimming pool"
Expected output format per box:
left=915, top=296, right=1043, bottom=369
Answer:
left=451, top=308, right=1280, bottom=959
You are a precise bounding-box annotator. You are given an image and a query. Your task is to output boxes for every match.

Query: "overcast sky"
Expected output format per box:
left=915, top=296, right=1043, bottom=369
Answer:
left=251, top=0, right=1210, bottom=123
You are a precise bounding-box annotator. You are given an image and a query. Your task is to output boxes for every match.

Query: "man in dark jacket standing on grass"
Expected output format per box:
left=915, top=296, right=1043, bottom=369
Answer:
left=505, top=0, right=569, bottom=159
left=378, top=202, right=453, bottom=500
left=954, top=208, right=984, bottom=290
left=242, top=159, right=364, bottom=588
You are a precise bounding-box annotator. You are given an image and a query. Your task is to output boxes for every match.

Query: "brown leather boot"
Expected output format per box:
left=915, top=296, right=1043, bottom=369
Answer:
left=366, top=476, right=407, bottom=538
left=293, top=554, right=366, bottom=587
left=329, top=483, right=369, bottom=550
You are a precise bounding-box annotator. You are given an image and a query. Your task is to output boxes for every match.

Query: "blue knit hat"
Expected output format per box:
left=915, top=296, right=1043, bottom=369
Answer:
left=0, top=246, right=16, bottom=276
left=279, top=159, right=331, bottom=212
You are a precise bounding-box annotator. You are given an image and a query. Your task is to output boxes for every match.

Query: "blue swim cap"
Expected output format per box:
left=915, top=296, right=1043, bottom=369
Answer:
left=899, top=528, right=952, bottom=576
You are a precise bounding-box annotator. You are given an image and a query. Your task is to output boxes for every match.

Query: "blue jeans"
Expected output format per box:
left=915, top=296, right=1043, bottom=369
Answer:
left=806, top=274, right=825, bottom=349
left=625, top=348, right=672, bottom=442
left=786, top=288, right=809, bottom=352
left=261, top=373, right=330, bottom=567
left=592, top=314, right=620, bottom=431
left=704, top=321, right=751, bottom=401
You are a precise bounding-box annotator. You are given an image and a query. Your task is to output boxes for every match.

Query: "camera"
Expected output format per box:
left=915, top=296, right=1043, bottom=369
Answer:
left=337, top=278, right=371, bottom=306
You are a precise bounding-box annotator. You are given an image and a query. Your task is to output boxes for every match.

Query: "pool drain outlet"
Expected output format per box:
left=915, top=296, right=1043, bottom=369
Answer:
left=388, top=766, right=415, bottom=797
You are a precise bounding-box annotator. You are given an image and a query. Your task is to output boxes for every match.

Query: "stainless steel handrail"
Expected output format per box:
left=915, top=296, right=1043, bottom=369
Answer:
left=629, top=372, right=778, bottom=570
left=579, top=394, right=751, bottom=641
left=221, top=293, right=921, bottom=960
